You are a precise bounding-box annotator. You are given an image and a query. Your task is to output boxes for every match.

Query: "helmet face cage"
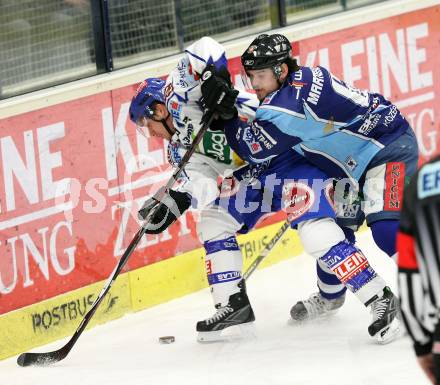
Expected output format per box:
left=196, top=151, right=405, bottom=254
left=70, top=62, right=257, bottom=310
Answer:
left=240, top=66, right=254, bottom=92
left=239, top=64, right=283, bottom=95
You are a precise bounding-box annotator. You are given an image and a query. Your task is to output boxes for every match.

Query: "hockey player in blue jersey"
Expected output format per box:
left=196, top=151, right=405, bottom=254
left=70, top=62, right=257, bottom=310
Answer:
left=196, top=35, right=404, bottom=344
left=201, top=32, right=417, bottom=335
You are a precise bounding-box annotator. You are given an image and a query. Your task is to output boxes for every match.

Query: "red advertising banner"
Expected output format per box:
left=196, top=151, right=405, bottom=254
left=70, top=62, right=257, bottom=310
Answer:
left=0, top=5, right=438, bottom=315
left=0, top=79, right=282, bottom=314
left=296, top=6, right=440, bottom=165
left=0, top=86, right=210, bottom=313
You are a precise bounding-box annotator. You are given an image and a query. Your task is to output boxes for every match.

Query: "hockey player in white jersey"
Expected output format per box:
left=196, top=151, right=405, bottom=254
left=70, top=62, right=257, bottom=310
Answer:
left=129, top=36, right=259, bottom=318
left=129, top=37, right=258, bottom=229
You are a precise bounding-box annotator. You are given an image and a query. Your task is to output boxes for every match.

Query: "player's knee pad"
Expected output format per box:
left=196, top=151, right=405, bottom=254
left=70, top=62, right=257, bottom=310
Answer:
left=297, top=217, right=346, bottom=259
left=197, top=205, right=242, bottom=242
left=370, top=219, right=399, bottom=257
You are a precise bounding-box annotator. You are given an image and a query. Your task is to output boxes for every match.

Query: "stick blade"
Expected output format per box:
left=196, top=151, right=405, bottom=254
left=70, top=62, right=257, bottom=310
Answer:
left=17, top=349, right=67, bottom=367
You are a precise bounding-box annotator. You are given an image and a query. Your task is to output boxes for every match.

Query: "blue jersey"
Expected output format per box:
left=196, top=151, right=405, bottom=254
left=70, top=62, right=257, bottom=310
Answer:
left=216, top=149, right=336, bottom=229
left=226, top=66, right=409, bottom=182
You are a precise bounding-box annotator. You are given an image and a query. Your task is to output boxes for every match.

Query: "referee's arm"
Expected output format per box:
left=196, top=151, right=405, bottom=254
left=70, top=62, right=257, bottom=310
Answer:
left=397, top=177, right=434, bottom=356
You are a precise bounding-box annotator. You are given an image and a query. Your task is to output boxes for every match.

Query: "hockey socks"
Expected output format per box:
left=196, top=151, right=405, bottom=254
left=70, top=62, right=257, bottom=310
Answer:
left=320, top=241, right=400, bottom=343
left=316, top=259, right=347, bottom=300
left=204, top=236, right=243, bottom=308
left=319, top=241, right=386, bottom=304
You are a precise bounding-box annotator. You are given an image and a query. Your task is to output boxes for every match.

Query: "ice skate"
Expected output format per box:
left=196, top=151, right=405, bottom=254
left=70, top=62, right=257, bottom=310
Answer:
left=368, top=286, right=400, bottom=344
left=290, top=292, right=346, bottom=322
left=197, top=280, right=255, bottom=342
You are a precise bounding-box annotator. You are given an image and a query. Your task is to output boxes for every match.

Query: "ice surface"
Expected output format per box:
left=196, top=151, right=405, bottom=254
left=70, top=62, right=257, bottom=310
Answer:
left=1, top=231, right=430, bottom=385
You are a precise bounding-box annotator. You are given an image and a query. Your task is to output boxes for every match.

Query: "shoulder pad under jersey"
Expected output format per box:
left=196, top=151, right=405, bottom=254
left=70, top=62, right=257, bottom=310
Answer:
left=236, top=89, right=259, bottom=121
left=184, top=36, right=227, bottom=74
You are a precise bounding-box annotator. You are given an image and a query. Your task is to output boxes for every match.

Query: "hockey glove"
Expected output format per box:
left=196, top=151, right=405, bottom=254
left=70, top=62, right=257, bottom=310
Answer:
left=138, top=195, right=160, bottom=221
left=201, top=65, right=238, bottom=120
left=140, top=189, right=192, bottom=234
left=209, top=110, right=239, bottom=131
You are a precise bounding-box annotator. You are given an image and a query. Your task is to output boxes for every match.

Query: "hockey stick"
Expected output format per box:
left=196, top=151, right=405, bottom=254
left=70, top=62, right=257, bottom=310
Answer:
left=17, top=108, right=217, bottom=367
left=243, top=219, right=291, bottom=280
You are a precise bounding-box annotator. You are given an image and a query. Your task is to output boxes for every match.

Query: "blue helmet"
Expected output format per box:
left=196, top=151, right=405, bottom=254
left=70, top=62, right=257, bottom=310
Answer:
left=129, top=78, right=166, bottom=124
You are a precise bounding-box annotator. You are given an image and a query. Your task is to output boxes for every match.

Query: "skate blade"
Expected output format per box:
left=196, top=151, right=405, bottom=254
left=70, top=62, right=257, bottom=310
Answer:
left=374, top=318, right=401, bottom=345
left=197, top=322, right=256, bottom=343
left=288, top=308, right=340, bottom=324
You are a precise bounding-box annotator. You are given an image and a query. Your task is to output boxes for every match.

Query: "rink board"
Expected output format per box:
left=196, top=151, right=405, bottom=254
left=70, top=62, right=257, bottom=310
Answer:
left=0, top=221, right=299, bottom=360
left=0, top=273, right=131, bottom=361
left=129, top=221, right=300, bottom=311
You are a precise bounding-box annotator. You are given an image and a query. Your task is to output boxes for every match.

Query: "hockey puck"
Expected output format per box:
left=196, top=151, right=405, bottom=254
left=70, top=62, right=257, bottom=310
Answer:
left=159, top=336, right=175, bottom=344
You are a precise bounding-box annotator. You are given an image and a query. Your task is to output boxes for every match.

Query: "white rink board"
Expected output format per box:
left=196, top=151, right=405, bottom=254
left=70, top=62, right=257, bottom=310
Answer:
left=1, top=231, right=430, bottom=385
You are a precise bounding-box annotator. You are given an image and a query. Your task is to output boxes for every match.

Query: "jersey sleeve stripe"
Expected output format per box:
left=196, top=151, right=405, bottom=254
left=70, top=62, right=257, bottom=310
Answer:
left=397, top=231, right=418, bottom=270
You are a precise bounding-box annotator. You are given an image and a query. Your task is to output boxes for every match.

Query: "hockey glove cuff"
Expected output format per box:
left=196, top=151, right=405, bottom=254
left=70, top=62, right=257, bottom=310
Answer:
left=209, top=109, right=239, bottom=131
left=414, top=339, right=434, bottom=357
left=142, top=189, right=192, bottom=234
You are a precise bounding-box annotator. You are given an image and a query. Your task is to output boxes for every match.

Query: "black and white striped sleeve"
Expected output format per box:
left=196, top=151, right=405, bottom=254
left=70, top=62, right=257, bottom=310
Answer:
left=397, top=176, right=436, bottom=356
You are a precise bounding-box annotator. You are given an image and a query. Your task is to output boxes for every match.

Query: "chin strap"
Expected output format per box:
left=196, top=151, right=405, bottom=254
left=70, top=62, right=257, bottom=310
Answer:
left=161, top=119, right=175, bottom=137
left=153, top=111, right=175, bottom=137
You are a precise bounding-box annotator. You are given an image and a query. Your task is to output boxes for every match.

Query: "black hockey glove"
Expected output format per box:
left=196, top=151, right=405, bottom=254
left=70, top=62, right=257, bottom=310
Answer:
left=201, top=65, right=239, bottom=120
left=139, top=189, right=192, bottom=234
left=209, top=110, right=238, bottom=131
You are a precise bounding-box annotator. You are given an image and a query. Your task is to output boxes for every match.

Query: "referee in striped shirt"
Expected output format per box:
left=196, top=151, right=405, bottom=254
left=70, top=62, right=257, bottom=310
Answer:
left=398, top=155, right=440, bottom=385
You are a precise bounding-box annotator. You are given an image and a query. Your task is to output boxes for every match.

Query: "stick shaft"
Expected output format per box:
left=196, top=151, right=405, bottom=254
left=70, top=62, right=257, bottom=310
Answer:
left=243, top=220, right=291, bottom=280
left=17, top=109, right=216, bottom=367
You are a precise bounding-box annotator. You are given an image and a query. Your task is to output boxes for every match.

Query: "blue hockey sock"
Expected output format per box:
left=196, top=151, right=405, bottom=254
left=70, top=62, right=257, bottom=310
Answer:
left=319, top=240, right=385, bottom=304
left=316, top=260, right=347, bottom=300
left=370, top=220, right=399, bottom=257
left=341, top=226, right=355, bottom=244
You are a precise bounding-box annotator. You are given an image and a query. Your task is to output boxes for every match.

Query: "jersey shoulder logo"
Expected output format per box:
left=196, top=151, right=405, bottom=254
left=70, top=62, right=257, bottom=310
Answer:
left=243, top=127, right=262, bottom=154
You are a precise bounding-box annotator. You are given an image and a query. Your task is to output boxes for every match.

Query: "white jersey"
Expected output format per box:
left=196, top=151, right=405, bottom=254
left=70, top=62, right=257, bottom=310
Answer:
left=163, top=37, right=258, bottom=209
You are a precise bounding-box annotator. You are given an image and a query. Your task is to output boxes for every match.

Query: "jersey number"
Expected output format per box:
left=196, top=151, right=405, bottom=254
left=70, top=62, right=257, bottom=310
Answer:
left=330, top=75, right=369, bottom=107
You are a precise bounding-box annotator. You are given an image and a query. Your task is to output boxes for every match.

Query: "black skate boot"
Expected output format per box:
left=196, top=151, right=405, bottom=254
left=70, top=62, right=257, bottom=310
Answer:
left=197, top=280, right=255, bottom=342
left=368, top=286, right=400, bottom=344
left=290, top=292, right=345, bottom=322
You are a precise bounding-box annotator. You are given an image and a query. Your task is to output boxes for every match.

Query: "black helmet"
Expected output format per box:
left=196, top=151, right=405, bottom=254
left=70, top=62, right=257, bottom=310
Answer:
left=241, top=34, right=292, bottom=71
